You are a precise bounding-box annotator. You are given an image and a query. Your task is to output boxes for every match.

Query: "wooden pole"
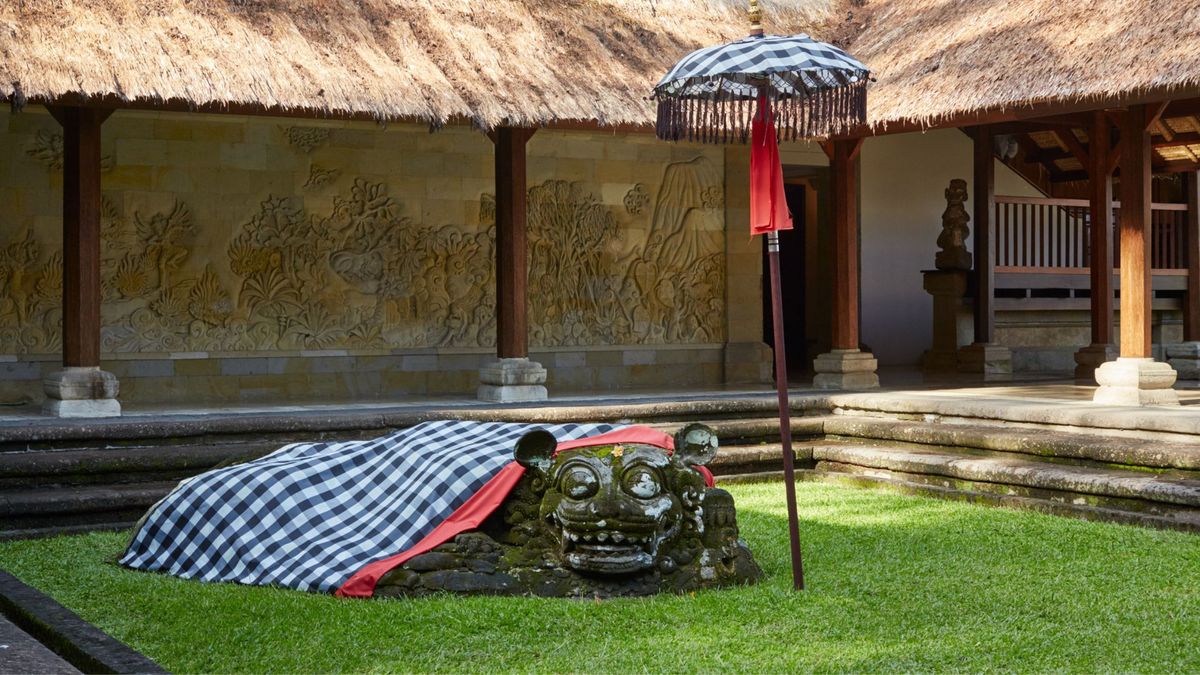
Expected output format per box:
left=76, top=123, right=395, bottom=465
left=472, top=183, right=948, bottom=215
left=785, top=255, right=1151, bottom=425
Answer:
left=1118, top=105, right=1155, bottom=358
left=827, top=138, right=863, bottom=350
left=1186, top=171, right=1200, bottom=342
left=492, top=127, right=535, bottom=359
left=1089, top=111, right=1115, bottom=346
left=972, top=125, right=995, bottom=344
left=767, top=231, right=804, bottom=591
left=47, top=106, right=111, bottom=368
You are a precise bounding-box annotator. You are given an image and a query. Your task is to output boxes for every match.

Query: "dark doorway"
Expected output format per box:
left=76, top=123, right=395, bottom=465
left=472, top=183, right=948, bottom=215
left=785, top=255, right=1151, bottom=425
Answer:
left=762, top=183, right=810, bottom=379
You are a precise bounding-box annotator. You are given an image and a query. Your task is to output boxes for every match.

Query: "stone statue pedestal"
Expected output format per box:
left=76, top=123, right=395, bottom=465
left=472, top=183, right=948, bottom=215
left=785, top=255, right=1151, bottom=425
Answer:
left=957, top=342, right=1012, bottom=378
left=1166, top=342, right=1200, bottom=381
left=921, top=270, right=968, bottom=372
left=42, top=366, right=121, bottom=418
left=1093, top=357, right=1180, bottom=406
left=813, top=349, right=879, bottom=390
left=478, top=358, right=548, bottom=403
left=1074, top=343, right=1118, bottom=381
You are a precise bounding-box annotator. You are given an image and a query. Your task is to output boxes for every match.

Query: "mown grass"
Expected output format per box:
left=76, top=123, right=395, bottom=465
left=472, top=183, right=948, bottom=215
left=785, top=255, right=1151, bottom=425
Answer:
left=2, top=481, right=1199, bottom=673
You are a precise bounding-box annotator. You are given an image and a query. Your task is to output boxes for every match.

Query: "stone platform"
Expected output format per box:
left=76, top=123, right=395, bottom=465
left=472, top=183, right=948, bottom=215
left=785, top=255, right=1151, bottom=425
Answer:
left=4, top=372, right=1200, bottom=539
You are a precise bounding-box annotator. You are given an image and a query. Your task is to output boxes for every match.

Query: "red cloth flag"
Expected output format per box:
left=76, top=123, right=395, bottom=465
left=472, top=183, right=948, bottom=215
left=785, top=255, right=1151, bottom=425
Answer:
left=749, top=97, right=793, bottom=235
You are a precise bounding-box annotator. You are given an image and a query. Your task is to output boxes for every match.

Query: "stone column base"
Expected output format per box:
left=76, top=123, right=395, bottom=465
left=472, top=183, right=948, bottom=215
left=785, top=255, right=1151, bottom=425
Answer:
left=1166, top=342, right=1200, bottom=381
left=1093, top=357, right=1180, bottom=406
left=42, top=366, right=121, bottom=418
left=478, top=358, right=548, bottom=403
left=958, top=342, right=1012, bottom=377
left=812, top=349, right=879, bottom=390
left=723, top=341, right=774, bottom=384
left=1074, top=343, right=1118, bottom=381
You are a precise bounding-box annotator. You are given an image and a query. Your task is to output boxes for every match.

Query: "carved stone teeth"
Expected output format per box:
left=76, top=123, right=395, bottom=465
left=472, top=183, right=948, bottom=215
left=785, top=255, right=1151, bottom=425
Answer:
left=597, top=532, right=609, bottom=542
left=612, top=533, right=625, bottom=543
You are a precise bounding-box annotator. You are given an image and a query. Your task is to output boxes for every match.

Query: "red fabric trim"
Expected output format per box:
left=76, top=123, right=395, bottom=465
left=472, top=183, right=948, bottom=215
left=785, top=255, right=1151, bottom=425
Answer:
left=335, top=424, right=712, bottom=597
left=554, top=426, right=675, bottom=454
left=336, top=462, right=527, bottom=598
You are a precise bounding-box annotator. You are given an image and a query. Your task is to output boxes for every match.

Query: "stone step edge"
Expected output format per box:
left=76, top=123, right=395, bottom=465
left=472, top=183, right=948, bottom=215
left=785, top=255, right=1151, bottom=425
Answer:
left=0, top=418, right=815, bottom=480
left=0, top=569, right=166, bottom=674
left=0, top=395, right=823, bottom=445
left=0, top=483, right=177, bottom=517
left=827, top=392, right=1200, bottom=443
left=811, top=444, right=1200, bottom=508
left=823, top=416, right=1200, bottom=471
left=716, top=469, right=1200, bottom=534
left=817, top=460, right=1197, bottom=519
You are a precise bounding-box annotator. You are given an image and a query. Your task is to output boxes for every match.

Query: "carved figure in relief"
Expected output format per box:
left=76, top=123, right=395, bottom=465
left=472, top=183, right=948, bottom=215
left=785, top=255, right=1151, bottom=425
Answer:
left=935, top=178, right=973, bottom=271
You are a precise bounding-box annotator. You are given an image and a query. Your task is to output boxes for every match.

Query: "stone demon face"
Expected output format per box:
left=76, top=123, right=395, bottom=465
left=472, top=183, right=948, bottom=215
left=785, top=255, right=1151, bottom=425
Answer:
left=514, top=424, right=717, bottom=575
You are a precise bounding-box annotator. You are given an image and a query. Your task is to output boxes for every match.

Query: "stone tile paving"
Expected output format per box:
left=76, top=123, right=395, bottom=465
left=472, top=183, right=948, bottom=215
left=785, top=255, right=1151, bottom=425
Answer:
left=0, top=615, right=79, bottom=675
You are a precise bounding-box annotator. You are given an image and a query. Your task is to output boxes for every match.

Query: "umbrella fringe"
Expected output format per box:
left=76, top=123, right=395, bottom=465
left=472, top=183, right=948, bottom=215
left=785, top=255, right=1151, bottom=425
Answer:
left=655, top=81, right=866, bottom=143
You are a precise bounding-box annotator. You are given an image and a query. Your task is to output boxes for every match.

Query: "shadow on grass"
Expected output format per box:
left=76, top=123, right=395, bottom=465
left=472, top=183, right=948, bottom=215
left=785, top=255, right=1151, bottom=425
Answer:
left=2, top=481, right=1199, bottom=672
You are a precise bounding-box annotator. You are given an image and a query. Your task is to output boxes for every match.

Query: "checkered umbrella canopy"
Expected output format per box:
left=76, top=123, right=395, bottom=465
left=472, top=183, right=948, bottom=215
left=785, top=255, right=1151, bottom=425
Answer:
left=653, top=33, right=870, bottom=143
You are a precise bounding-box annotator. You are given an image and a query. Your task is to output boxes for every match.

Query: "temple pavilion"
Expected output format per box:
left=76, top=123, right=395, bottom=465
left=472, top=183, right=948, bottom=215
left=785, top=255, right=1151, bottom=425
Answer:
left=1, top=0, right=1199, bottom=415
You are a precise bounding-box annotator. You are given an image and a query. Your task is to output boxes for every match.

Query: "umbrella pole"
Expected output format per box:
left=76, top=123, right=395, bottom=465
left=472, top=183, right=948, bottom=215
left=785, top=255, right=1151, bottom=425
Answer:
left=767, top=230, right=805, bottom=591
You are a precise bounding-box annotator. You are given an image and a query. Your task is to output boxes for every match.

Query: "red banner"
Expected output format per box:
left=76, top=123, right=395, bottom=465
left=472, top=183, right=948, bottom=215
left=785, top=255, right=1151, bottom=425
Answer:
left=749, top=97, right=793, bottom=235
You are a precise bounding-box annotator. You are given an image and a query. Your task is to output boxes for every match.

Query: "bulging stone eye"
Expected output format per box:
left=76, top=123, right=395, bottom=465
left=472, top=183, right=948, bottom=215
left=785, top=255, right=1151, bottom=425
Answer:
left=560, top=465, right=599, bottom=499
left=622, top=467, right=662, bottom=499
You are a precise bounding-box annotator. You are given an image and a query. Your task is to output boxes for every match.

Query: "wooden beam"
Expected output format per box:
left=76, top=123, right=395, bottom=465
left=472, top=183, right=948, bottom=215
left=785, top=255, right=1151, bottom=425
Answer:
left=1088, top=110, right=1115, bottom=347
left=1055, top=129, right=1091, bottom=166
left=1186, top=171, right=1200, bottom=341
left=834, top=91, right=1200, bottom=139
left=47, top=106, right=111, bottom=368
left=973, top=125, right=996, bottom=343
left=829, top=138, right=861, bottom=350
left=492, top=126, right=536, bottom=359
left=1156, top=159, right=1200, bottom=174
left=1118, top=105, right=1154, bottom=358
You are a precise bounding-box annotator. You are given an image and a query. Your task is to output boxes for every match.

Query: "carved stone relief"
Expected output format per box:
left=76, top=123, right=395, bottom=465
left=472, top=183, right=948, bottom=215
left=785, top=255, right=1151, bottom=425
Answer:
left=303, top=165, right=339, bottom=190
left=935, top=178, right=972, bottom=271
left=284, top=126, right=332, bottom=154
left=624, top=184, right=648, bottom=215
left=0, top=140, right=725, bottom=354
left=25, top=130, right=114, bottom=172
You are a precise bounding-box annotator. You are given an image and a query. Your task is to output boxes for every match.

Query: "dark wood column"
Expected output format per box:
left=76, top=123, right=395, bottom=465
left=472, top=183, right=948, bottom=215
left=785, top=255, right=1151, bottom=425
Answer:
left=492, top=127, right=536, bottom=359
left=1088, top=111, right=1115, bottom=346
left=1118, top=105, right=1156, bottom=358
left=972, top=125, right=995, bottom=344
left=826, top=138, right=863, bottom=350
left=47, top=106, right=112, bottom=368
left=1186, top=171, right=1200, bottom=342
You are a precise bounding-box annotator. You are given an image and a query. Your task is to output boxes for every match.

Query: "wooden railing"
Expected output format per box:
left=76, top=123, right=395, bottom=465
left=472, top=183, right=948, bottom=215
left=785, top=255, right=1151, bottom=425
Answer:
left=993, top=196, right=1188, bottom=272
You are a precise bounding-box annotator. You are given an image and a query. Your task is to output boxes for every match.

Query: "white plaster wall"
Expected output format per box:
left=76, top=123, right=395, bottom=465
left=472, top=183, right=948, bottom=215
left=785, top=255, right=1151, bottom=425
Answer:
left=859, top=129, right=1041, bottom=365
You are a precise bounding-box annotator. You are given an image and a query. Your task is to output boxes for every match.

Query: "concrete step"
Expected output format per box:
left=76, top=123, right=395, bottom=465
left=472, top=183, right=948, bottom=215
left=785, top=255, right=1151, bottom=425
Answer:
left=0, top=482, right=177, bottom=535
left=824, top=415, right=1200, bottom=471
left=811, top=441, right=1200, bottom=511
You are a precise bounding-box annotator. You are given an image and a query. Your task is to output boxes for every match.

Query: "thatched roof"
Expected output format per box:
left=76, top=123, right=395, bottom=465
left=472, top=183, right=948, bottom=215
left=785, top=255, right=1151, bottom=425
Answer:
left=4, top=1, right=1198, bottom=132
left=844, top=0, right=1200, bottom=131
left=0, top=0, right=835, bottom=129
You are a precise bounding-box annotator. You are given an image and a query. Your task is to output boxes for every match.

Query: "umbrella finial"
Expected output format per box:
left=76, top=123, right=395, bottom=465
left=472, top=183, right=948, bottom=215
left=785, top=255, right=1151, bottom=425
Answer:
left=749, top=0, right=763, bottom=36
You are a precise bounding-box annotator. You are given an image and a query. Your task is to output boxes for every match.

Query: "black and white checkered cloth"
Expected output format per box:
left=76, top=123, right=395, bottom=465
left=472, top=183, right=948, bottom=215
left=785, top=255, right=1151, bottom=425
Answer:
left=654, top=33, right=869, bottom=100
left=120, top=420, right=619, bottom=593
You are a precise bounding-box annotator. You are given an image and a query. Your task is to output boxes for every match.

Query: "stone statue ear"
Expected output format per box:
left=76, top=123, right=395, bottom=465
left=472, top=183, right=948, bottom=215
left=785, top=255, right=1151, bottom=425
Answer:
left=514, top=429, right=558, bottom=475
left=674, top=423, right=718, bottom=467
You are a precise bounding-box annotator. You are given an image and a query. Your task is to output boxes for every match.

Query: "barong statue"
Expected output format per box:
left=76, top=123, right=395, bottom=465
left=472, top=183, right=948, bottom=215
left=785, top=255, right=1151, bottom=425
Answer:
left=121, top=420, right=761, bottom=599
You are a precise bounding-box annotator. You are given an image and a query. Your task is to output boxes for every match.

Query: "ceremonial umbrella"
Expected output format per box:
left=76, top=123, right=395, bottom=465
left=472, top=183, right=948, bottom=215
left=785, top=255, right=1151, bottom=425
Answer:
left=652, top=0, right=870, bottom=590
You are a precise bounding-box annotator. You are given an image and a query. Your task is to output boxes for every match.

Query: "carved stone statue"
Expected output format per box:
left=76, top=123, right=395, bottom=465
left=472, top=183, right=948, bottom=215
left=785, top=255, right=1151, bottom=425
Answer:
left=376, top=424, right=763, bottom=598
left=935, top=178, right=973, bottom=271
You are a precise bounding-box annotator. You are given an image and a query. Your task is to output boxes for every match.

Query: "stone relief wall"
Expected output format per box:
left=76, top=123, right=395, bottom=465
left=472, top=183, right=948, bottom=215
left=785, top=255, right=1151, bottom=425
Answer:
left=0, top=111, right=726, bottom=356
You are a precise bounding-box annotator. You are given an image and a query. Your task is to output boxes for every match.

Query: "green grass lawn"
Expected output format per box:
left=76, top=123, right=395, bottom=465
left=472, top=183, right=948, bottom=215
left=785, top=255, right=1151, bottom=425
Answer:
left=3, top=481, right=1200, bottom=673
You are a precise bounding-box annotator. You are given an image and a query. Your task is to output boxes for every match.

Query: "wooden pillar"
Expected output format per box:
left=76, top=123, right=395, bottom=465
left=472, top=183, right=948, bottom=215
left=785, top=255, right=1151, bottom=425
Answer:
left=47, top=106, right=112, bottom=368
left=828, top=138, right=862, bottom=350
left=813, top=138, right=877, bottom=390
left=492, top=126, right=535, bottom=359
left=1088, top=111, right=1115, bottom=346
left=1186, top=171, right=1200, bottom=342
left=1118, top=105, right=1155, bottom=358
left=972, top=125, right=995, bottom=344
